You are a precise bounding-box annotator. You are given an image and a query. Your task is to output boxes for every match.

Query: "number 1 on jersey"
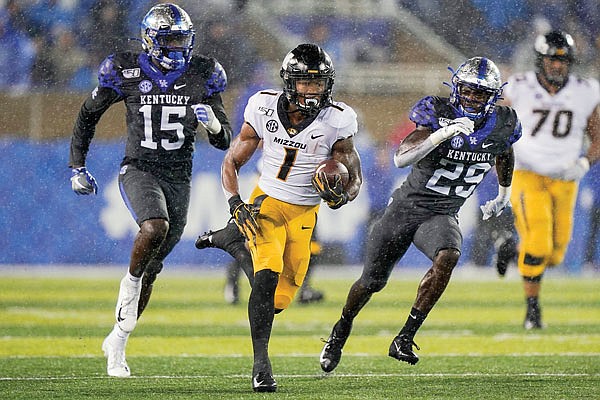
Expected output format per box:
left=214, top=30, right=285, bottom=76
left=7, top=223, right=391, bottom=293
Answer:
left=277, top=147, right=298, bottom=181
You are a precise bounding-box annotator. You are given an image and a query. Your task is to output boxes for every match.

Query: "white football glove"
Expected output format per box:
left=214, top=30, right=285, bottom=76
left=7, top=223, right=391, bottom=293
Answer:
left=192, top=104, right=222, bottom=135
left=429, top=117, right=475, bottom=146
left=560, top=157, right=590, bottom=181
left=70, top=167, right=98, bottom=195
left=480, top=185, right=511, bottom=221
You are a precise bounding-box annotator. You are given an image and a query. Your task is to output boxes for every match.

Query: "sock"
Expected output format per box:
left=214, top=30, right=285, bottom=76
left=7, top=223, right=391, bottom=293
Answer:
left=126, top=271, right=141, bottom=284
left=526, top=296, right=540, bottom=316
left=399, top=307, right=427, bottom=339
left=248, top=270, right=278, bottom=369
left=335, top=314, right=353, bottom=337
left=112, top=323, right=130, bottom=346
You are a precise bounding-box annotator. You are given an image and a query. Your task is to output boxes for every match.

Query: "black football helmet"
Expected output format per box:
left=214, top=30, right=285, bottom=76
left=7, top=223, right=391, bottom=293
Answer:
left=141, top=3, right=195, bottom=71
left=534, top=30, right=574, bottom=85
left=449, top=57, right=504, bottom=120
left=280, top=43, right=335, bottom=115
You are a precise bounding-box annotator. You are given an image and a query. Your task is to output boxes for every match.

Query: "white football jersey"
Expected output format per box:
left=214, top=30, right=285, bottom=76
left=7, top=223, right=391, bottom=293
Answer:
left=244, top=90, right=357, bottom=205
left=504, top=71, right=600, bottom=176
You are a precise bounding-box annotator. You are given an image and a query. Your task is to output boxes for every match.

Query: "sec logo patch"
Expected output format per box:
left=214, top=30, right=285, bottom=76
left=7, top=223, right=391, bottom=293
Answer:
left=266, top=120, right=279, bottom=132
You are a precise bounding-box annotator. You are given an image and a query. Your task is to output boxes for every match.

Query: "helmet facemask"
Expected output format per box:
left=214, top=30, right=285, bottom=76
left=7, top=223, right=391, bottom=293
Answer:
left=449, top=57, right=504, bottom=120
left=141, top=4, right=195, bottom=71
left=280, top=44, right=335, bottom=116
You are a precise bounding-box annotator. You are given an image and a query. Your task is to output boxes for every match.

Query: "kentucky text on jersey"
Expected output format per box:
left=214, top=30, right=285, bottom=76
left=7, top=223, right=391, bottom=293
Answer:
left=273, top=137, right=307, bottom=150
left=140, top=95, right=191, bottom=105
left=445, top=149, right=494, bottom=162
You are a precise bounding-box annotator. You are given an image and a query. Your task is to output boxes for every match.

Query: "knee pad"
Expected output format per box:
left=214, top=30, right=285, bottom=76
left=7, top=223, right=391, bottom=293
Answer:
left=275, top=294, right=292, bottom=310
left=275, top=274, right=300, bottom=310
left=519, top=253, right=546, bottom=278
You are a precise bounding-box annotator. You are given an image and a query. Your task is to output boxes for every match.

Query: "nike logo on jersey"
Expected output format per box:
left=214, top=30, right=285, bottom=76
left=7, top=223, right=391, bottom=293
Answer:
left=301, top=226, right=311, bottom=230
left=311, top=134, right=324, bottom=139
left=174, top=83, right=186, bottom=90
left=482, top=142, right=493, bottom=148
left=117, top=308, right=125, bottom=322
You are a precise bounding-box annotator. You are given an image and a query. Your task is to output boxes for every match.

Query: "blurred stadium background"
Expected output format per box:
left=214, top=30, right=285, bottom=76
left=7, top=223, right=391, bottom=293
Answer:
left=1, top=0, right=599, bottom=273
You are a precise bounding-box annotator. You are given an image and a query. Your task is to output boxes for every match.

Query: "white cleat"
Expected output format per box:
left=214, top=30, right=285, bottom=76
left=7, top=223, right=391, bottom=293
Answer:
left=102, top=332, right=130, bottom=377
left=115, top=276, right=141, bottom=333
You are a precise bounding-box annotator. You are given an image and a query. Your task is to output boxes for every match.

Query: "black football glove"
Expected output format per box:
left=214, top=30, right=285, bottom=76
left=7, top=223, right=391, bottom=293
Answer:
left=228, top=195, right=260, bottom=239
left=312, top=172, right=349, bottom=210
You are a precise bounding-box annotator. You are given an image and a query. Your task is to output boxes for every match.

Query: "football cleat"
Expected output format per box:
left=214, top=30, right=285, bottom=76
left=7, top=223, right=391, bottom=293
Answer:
left=196, top=222, right=246, bottom=252
left=495, top=237, right=517, bottom=277
left=524, top=305, right=546, bottom=330
left=388, top=334, right=420, bottom=365
left=252, top=371, right=277, bottom=392
left=298, top=286, right=324, bottom=304
left=115, top=276, right=141, bottom=333
left=320, top=320, right=351, bottom=372
left=102, top=331, right=130, bottom=377
left=195, top=231, right=214, bottom=249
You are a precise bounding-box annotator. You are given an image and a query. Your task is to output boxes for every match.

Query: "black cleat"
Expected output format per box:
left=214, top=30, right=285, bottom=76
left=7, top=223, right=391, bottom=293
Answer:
left=389, top=334, right=420, bottom=365
left=298, top=286, right=324, bottom=304
left=252, top=371, right=277, bottom=392
left=320, top=320, right=351, bottom=372
left=195, top=231, right=214, bottom=249
left=495, top=237, right=517, bottom=277
left=524, top=303, right=545, bottom=330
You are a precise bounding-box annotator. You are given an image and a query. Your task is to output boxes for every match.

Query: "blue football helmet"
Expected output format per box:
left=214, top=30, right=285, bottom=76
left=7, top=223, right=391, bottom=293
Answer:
left=141, top=3, right=195, bottom=71
left=449, top=57, right=504, bottom=120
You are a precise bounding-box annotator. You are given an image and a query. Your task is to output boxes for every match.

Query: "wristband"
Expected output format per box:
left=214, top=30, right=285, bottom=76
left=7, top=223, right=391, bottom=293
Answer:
left=228, top=194, right=243, bottom=215
left=496, top=184, right=511, bottom=205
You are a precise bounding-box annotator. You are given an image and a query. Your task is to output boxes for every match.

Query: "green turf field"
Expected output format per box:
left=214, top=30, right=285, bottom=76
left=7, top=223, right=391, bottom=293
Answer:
left=1, top=267, right=599, bottom=399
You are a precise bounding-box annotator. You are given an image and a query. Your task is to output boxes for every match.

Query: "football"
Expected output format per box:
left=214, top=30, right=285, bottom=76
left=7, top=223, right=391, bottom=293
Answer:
left=314, top=159, right=349, bottom=189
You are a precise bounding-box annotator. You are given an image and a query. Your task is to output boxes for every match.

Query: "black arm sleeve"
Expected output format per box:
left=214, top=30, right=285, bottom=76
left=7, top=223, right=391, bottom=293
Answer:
left=69, top=87, right=122, bottom=168
left=204, top=92, right=232, bottom=151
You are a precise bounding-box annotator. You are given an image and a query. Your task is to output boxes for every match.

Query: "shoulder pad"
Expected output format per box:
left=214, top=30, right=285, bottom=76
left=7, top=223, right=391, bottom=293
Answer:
left=409, top=96, right=445, bottom=130
left=322, top=102, right=358, bottom=132
left=205, top=59, right=227, bottom=97
left=495, top=105, right=522, bottom=144
left=97, top=54, right=123, bottom=94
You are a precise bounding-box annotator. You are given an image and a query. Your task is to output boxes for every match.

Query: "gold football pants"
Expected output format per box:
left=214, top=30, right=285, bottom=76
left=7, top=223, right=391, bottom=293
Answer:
left=247, top=186, right=319, bottom=310
left=511, top=170, right=578, bottom=278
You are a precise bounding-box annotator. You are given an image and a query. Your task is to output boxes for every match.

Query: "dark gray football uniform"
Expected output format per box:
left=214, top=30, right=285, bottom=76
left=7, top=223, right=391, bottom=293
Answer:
left=362, top=96, right=521, bottom=285
left=69, top=51, right=231, bottom=265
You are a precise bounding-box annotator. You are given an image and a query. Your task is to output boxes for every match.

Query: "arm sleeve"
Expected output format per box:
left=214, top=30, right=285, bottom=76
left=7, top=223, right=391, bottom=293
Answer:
left=68, top=86, right=121, bottom=167
left=204, top=92, right=232, bottom=150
